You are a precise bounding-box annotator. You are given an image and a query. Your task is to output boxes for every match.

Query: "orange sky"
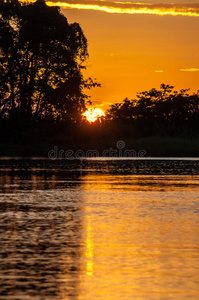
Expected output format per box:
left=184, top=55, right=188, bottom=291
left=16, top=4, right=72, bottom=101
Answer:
left=30, top=1, right=199, bottom=110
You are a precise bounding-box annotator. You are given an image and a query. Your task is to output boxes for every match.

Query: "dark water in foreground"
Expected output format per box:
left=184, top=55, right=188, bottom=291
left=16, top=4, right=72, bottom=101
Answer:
left=0, top=159, right=199, bottom=299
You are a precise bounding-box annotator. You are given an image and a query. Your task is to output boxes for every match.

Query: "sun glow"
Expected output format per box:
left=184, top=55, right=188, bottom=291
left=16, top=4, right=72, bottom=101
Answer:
left=83, top=108, right=105, bottom=122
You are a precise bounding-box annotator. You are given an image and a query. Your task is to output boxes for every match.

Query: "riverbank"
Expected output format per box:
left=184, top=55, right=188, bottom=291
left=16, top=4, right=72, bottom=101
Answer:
left=1, top=135, right=199, bottom=157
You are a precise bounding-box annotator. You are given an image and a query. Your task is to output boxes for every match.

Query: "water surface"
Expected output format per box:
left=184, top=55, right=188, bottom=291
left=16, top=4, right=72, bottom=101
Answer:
left=0, top=159, right=199, bottom=299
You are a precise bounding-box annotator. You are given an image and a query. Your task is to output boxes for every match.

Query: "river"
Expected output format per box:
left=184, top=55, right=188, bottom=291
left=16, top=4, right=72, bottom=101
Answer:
left=0, top=158, right=199, bottom=299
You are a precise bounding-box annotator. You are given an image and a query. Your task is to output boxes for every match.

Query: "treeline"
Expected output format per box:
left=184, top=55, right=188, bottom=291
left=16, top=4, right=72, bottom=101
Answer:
left=1, top=1, right=199, bottom=156
left=105, top=84, right=199, bottom=137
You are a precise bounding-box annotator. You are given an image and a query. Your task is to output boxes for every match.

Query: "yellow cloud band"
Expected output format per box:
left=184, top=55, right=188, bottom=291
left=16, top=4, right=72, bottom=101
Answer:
left=47, top=1, right=199, bottom=17
left=180, top=68, right=199, bottom=72
left=20, top=1, right=199, bottom=17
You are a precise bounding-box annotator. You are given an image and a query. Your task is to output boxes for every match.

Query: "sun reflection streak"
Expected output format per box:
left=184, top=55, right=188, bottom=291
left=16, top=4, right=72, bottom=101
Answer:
left=86, top=216, right=93, bottom=276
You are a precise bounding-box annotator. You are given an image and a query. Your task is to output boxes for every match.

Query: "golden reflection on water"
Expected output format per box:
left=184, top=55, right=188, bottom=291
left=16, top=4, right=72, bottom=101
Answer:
left=79, top=173, right=199, bottom=300
left=85, top=216, right=93, bottom=277
left=81, top=174, right=199, bottom=192
left=0, top=169, right=199, bottom=299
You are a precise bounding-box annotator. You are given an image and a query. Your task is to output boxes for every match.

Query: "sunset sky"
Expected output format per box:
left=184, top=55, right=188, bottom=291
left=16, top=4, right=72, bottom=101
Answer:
left=40, top=1, right=199, bottom=109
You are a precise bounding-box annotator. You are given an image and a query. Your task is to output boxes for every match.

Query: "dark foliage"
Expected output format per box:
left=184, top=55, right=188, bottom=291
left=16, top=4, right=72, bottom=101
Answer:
left=0, top=1, right=198, bottom=156
left=0, top=0, right=99, bottom=123
left=106, top=84, right=199, bottom=137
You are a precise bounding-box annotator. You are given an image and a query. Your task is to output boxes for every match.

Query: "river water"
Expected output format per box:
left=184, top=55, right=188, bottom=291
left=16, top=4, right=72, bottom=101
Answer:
left=0, top=159, right=199, bottom=299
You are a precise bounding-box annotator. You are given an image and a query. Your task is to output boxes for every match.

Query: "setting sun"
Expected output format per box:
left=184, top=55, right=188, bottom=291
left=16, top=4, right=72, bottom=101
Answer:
left=83, top=108, right=105, bottom=122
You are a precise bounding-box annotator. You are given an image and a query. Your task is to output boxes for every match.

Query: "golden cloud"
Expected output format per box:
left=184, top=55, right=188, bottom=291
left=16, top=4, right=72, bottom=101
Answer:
left=180, top=68, right=199, bottom=71
left=42, top=1, right=199, bottom=17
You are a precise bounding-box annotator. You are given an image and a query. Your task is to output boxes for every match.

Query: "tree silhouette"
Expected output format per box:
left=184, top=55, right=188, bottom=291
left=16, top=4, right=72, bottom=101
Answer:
left=0, top=0, right=99, bottom=122
left=106, top=84, right=199, bottom=136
